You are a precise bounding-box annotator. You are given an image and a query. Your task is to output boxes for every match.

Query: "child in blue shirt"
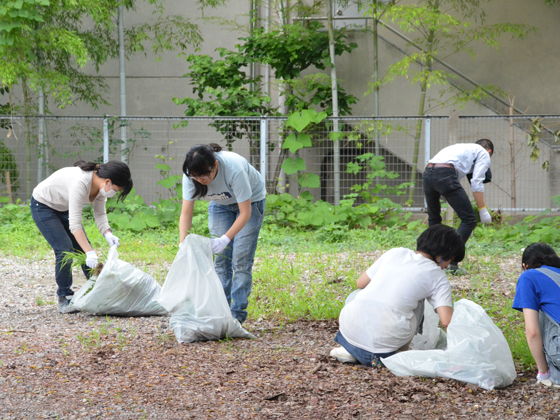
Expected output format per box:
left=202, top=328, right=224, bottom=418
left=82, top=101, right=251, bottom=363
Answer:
left=512, top=243, right=560, bottom=387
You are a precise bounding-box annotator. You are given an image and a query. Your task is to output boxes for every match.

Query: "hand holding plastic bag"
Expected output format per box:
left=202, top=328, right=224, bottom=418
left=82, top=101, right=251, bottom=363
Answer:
left=158, top=234, right=254, bottom=343
left=382, top=299, right=516, bottom=390
left=104, top=231, right=120, bottom=247
left=71, top=246, right=167, bottom=317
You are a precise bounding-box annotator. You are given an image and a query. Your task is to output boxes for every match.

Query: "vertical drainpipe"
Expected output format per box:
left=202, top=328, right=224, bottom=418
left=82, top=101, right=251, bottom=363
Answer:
left=373, top=11, right=380, bottom=157
left=37, top=86, right=45, bottom=184
left=326, top=0, right=340, bottom=205
left=37, top=42, right=45, bottom=183
left=264, top=0, right=270, bottom=188
left=249, top=0, right=255, bottom=166
left=118, top=5, right=128, bottom=164
left=278, top=1, right=287, bottom=193
left=264, top=0, right=270, bottom=96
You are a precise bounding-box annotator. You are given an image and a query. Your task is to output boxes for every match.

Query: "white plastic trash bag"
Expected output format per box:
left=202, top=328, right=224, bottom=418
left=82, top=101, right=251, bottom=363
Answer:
left=382, top=299, right=516, bottom=390
left=409, top=300, right=447, bottom=351
left=71, top=246, right=167, bottom=317
left=157, top=234, right=255, bottom=343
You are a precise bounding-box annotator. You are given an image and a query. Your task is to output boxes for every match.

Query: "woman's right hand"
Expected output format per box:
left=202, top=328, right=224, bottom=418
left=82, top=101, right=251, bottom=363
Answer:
left=85, top=251, right=98, bottom=268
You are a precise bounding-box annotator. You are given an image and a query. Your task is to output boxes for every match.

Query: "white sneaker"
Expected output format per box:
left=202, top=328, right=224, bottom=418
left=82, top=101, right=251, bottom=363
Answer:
left=330, top=347, right=358, bottom=363
left=538, top=379, right=560, bottom=388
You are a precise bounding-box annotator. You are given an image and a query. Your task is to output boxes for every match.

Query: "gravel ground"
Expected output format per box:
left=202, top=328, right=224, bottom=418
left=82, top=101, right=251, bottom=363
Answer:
left=1, top=253, right=559, bottom=420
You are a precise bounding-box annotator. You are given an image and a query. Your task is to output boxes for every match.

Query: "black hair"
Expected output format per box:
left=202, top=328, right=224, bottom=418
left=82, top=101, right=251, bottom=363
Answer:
left=475, top=138, right=494, bottom=155
left=522, top=243, right=560, bottom=270
left=182, top=143, right=223, bottom=199
left=416, top=224, right=465, bottom=263
left=74, top=160, right=133, bottom=202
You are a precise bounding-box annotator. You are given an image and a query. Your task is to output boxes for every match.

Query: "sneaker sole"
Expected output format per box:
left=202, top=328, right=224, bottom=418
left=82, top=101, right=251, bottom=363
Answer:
left=333, top=357, right=357, bottom=364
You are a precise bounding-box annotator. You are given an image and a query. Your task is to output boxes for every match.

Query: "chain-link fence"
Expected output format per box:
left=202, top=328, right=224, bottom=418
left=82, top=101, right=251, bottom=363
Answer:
left=1, top=114, right=559, bottom=212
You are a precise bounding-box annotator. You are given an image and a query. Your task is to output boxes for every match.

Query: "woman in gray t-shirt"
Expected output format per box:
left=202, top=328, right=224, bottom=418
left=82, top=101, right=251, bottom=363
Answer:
left=179, top=143, right=266, bottom=324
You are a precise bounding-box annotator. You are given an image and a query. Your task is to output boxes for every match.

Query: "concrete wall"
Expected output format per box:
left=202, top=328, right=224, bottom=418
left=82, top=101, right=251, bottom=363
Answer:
left=3, top=1, right=560, bottom=210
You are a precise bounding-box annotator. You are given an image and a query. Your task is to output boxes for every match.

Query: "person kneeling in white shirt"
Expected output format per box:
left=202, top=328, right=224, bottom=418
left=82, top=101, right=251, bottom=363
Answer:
left=330, top=224, right=464, bottom=366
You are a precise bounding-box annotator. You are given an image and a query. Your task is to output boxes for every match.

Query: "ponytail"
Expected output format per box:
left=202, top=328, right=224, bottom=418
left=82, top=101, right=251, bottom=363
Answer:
left=209, top=143, right=222, bottom=153
left=74, top=160, right=98, bottom=171
left=74, top=160, right=133, bottom=203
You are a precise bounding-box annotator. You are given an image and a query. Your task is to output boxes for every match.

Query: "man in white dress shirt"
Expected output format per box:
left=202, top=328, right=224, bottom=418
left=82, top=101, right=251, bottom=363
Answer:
left=422, top=139, right=494, bottom=274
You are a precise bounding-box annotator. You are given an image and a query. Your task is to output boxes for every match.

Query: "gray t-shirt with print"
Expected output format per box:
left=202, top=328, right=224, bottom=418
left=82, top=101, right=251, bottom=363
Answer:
left=182, top=151, right=266, bottom=205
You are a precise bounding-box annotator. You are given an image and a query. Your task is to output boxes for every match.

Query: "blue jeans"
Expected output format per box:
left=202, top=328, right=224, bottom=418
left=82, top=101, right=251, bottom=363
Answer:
left=30, top=196, right=90, bottom=297
left=335, top=331, right=397, bottom=367
left=422, top=167, right=478, bottom=244
left=540, top=310, right=560, bottom=384
left=208, top=199, right=265, bottom=323
left=336, top=291, right=424, bottom=366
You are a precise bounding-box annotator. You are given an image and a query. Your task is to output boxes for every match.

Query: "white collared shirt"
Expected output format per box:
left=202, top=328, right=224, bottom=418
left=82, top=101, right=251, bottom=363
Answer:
left=429, top=143, right=491, bottom=193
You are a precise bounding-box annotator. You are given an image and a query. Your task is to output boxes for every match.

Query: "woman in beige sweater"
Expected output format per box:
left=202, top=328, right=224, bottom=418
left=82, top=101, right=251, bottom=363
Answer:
left=30, top=160, right=133, bottom=313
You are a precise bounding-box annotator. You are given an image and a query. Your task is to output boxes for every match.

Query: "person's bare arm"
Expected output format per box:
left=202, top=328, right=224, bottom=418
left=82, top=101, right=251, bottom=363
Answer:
left=473, top=191, right=486, bottom=209
left=357, top=271, right=371, bottom=289
left=179, top=199, right=195, bottom=243
left=523, top=308, right=549, bottom=374
left=72, top=229, right=94, bottom=253
left=223, top=199, right=251, bottom=240
left=435, top=306, right=453, bottom=328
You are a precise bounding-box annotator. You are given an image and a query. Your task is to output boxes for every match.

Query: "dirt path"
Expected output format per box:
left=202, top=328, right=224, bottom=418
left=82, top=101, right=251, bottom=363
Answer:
left=1, top=254, right=558, bottom=419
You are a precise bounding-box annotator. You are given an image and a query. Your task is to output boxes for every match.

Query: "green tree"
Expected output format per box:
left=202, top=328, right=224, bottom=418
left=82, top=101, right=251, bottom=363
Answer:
left=0, top=0, right=224, bottom=108
left=174, top=19, right=357, bottom=191
left=367, top=0, right=533, bottom=200
left=0, top=0, right=224, bottom=196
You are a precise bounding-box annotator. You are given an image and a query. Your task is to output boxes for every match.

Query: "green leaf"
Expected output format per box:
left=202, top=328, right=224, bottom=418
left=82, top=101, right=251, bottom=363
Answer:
left=302, top=108, right=327, bottom=124
left=156, top=163, right=171, bottom=171
left=299, top=191, right=314, bottom=201
left=266, top=194, right=279, bottom=205
left=286, top=110, right=313, bottom=132
left=328, top=131, right=345, bottom=142
left=136, top=213, right=161, bottom=228
left=128, top=218, right=147, bottom=232
left=281, top=157, right=306, bottom=175
left=282, top=133, right=302, bottom=153
left=298, top=133, right=312, bottom=147
left=298, top=173, right=320, bottom=189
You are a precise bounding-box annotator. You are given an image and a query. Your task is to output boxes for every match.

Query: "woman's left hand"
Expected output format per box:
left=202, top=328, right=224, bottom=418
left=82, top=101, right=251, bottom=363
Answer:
left=104, top=231, right=120, bottom=247
left=211, top=234, right=231, bottom=254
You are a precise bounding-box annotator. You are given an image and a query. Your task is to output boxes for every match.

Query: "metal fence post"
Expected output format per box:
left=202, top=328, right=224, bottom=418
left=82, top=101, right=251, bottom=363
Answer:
left=424, top=116, right=431, bottom=167
left=260, top=117, right=267, bottom=184
left=423, top=116, right=431, bottom=209
left=103, top=118, right=109, bottom=163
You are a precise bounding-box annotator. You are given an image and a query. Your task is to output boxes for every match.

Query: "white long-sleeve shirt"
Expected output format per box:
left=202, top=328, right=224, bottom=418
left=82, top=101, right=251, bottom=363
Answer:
left=32, top=167, right=110, bottom=235
left=429, top=143, right=491, bottom=193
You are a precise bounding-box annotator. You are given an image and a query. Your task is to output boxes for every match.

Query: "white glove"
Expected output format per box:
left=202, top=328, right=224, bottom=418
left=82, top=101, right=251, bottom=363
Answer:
left=537, top=369, right=551, bottom=381
left=85, top=251, right=98, bottom=269
left=104, top=231, right=120, bottom=247
left=211, top=234, right=231, bottom=254
left=478, top=207, right=492, bottom=224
